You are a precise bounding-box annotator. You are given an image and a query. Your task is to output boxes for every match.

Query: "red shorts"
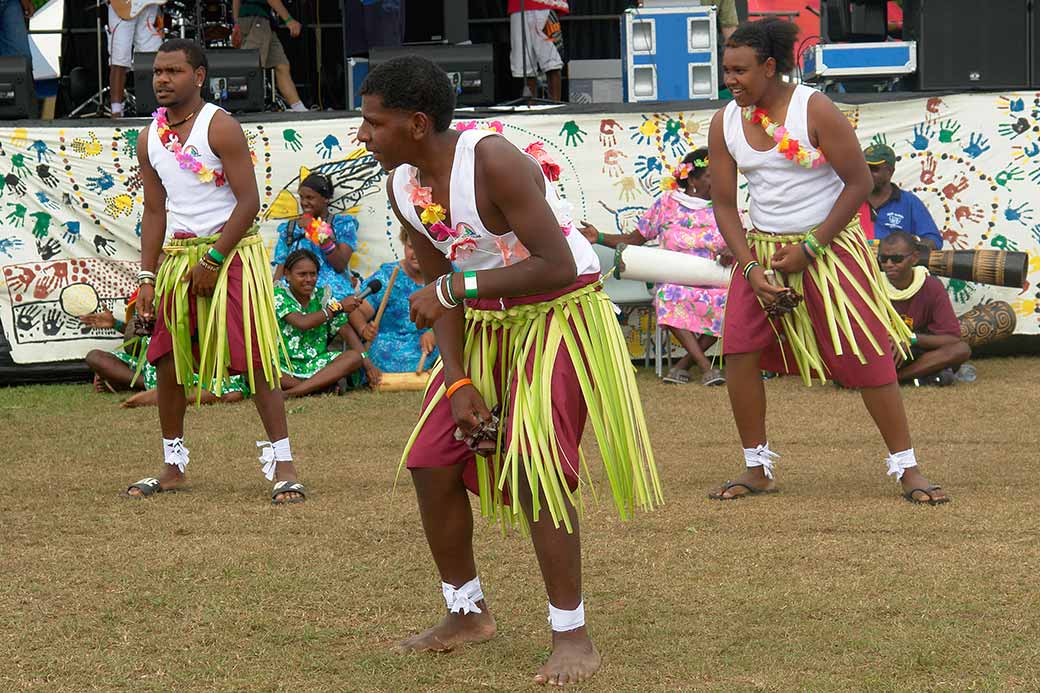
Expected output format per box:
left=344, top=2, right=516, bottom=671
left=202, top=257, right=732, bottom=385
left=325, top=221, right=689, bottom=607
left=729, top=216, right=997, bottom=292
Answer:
left=405, top=276, right=599, bottom=498
left=146, top=253, right=264, bottom=376
left=722, top=240, right=897, bottom=388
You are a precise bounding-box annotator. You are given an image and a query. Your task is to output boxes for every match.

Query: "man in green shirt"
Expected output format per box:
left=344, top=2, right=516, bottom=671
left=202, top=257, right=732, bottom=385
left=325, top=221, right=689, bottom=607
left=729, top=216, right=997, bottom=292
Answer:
left=232, top=0, right=308, bottom=111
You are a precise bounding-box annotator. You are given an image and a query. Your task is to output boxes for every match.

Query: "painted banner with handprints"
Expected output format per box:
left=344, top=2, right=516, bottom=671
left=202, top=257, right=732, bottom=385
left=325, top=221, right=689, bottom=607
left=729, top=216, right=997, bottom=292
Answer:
left=1, top=91, right=1037, bottom=363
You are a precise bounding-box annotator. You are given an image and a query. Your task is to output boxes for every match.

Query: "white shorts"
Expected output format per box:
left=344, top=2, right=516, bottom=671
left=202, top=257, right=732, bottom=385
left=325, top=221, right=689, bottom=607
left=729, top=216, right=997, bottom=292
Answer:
left=510, top=10, right=564, bottom=78
left=108, top=5, right=163, bottom=68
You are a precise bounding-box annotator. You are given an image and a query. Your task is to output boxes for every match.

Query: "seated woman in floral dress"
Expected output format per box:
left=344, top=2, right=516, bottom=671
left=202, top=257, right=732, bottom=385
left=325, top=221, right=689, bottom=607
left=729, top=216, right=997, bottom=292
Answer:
left=274, top=249, right=375, bottom=397
left=580, top=147, right=731, bottom=385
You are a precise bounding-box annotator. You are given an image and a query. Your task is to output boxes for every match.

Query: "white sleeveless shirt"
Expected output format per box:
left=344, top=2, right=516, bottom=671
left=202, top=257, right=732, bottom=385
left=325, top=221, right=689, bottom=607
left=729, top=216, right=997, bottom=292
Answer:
left=147, top=102, right=238, bottom=237
left=723, top=84, right=845, bottom=234
left=390, top=129, right=599, bottom=276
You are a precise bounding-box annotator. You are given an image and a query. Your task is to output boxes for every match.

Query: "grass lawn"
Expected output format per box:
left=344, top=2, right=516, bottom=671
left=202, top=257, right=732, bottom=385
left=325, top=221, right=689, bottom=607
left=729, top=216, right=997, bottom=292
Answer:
left=2, top=357, right=1038, bottom=692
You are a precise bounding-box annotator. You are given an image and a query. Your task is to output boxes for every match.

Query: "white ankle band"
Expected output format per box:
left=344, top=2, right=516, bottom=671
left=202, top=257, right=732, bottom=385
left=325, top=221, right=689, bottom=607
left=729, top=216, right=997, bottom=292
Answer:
left=111, top=101, right=123, bottom=114
left=744, top=443, right=779, bottom=480
left=548, top=601, right=585, bottom=632
left=162, top=437, right=189, bottom=473
left=257, top=438, right=292, bottom=481
left=442, top=576, right=483, bottom=615
left=885, top=448, right=917, bottom=480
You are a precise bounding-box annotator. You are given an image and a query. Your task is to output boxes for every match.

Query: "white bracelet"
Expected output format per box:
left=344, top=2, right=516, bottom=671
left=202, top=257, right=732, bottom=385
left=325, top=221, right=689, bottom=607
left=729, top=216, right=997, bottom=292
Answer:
left=435, top=274, right=458, bottom=310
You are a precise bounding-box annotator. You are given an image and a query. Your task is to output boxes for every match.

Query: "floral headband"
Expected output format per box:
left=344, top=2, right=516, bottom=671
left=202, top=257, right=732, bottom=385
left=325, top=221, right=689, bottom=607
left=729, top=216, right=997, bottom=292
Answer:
left=660, top=157, right=709, bottom=192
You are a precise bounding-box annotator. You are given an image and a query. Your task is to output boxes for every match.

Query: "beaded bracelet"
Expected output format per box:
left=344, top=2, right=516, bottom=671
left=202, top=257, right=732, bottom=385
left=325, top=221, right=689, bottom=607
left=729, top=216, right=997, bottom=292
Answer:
left=742, top=260, right=761, bottom=281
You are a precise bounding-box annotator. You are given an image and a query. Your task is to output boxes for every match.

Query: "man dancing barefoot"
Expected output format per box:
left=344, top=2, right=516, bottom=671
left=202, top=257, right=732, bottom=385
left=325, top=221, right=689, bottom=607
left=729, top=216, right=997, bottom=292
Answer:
left=358, top=56, right=659, bottom=685
left=125, top=38, right=305, bottom=504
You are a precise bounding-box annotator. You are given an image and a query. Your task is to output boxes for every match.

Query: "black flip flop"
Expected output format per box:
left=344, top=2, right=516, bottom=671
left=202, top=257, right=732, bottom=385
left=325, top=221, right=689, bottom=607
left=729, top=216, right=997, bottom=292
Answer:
left=902, top=485, right=950, bottom=506
left=707, top=481, right=779, bottom=501
left=272, top=480, right=307, bottom=505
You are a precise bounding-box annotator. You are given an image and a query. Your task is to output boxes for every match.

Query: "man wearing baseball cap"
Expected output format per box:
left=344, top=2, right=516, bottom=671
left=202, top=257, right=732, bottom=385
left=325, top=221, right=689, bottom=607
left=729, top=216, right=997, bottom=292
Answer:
left=864, top=143, right=943, bottom=249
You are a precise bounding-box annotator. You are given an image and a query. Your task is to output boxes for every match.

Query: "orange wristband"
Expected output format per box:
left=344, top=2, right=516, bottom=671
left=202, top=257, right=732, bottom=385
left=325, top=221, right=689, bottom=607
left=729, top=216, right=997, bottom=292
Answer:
left=445, top=377, right=473, bottom=399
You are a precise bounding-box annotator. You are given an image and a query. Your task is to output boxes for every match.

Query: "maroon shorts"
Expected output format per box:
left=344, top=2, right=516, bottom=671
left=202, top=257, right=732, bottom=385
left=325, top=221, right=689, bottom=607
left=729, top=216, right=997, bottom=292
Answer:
left=405, top=275, right=600, bottom=498
left=722, top=240, right=897, bottom=388
left=146, top=253, right=264, bottom=376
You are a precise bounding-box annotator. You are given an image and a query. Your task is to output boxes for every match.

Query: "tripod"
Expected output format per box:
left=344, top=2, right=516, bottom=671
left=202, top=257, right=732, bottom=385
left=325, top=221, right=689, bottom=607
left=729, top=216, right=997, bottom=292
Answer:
left=499, top=0, right=563, bottom=107
left=67, top=1, right=111, bottom=117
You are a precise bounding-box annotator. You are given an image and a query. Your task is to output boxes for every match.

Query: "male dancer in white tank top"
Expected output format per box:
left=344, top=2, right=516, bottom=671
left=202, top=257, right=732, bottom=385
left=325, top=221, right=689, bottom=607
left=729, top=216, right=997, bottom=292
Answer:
left=358, top=56, right=659, bottom=686
left=707, top=19, right=949, bottom=505
left=125, top=39, right=307, bottom=504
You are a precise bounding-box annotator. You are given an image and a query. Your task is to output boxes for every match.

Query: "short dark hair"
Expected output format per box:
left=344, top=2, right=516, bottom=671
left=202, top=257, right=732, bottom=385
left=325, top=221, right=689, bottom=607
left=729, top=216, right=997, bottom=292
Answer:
left=360, top=55, right=456, bottom=132
left=284, top=248, right=320, bottom=272
left=726, top=18, right=800, bottom=75
left=681, top=147, right=710, bottom=181
left=158, top=38, right=208, bottom=76
left=879, top=231, right=918, bottom=251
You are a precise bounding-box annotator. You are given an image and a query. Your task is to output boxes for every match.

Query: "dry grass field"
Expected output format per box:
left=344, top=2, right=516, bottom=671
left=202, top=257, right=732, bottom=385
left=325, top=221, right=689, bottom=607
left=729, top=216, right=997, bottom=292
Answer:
left=2, top=357, right=1038, bottom=692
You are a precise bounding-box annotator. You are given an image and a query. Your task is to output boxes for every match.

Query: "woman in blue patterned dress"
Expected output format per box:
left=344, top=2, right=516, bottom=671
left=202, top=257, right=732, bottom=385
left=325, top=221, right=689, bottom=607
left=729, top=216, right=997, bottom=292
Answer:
left=349, top=227, right=438, bottom=381
left=272, top=173, right=360, bottom=300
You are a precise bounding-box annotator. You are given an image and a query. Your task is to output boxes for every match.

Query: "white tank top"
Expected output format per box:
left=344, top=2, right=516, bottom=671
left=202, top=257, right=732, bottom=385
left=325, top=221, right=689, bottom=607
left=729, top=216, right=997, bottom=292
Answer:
left=147, top=102, right=238, bottom=237
left=723, top=84, right=845, bottom=234
left=390, top=129, right=599, bottom=276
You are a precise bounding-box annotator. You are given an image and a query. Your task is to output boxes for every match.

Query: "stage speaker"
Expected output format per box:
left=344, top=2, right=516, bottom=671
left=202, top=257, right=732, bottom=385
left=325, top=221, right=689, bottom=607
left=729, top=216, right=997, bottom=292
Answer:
left=369, top=44, right=494, bottom=107
left=1034, top=0, right=1040, bottom=87
left=902, top=0, right=1030, bottom=90
left=133, top=49, right=265, bottom=115
left=403, top=0, right=469, bottom=45
left=0, top=56, right=36, bottom=120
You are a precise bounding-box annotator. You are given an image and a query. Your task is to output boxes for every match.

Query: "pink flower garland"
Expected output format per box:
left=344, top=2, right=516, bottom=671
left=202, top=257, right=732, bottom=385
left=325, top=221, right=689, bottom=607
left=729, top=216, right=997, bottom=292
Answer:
left=153, top=108, right=227, bottom=187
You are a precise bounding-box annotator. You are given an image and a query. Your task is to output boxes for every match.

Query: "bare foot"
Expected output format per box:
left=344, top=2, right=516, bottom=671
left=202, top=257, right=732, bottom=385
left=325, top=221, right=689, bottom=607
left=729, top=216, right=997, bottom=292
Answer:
left=900, top=467, right=950, bottom=504
left=125, top=465, right=187, bottom=497
left=534, top=627, right=601, bottom=686
left=121, top=389, right=159, bottom=408
left=707, top=466, right=775, bottom=499
left=394, top=605, right=497, bottom=653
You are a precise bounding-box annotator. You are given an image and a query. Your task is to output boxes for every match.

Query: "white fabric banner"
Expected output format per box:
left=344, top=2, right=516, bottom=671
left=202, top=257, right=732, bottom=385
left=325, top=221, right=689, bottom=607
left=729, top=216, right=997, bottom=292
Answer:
left=1, top=91, right=1037, bottom=363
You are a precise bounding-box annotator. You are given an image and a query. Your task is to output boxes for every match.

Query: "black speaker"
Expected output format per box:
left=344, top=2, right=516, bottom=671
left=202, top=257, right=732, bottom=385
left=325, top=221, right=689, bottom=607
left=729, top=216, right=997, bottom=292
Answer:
left=1033, top=0, right=1040, bottom=87
left=903, top=0, right=1030, bottom=90
left=403, top=0, right=469, bottom=45
left=0, top=56, right=36, bottom=120
left=133, top=49, right=265, bottom=114
left=369, top=44, right=495, bottom=107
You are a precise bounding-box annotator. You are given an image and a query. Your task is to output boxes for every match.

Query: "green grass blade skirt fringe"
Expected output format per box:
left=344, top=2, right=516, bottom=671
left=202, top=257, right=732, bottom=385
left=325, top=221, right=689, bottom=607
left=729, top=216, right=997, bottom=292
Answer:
left=399, top=282, right=661, bottom=532
left=747, top=220, right=913, bottom=385
left=153, top=229, right=288, bottom=398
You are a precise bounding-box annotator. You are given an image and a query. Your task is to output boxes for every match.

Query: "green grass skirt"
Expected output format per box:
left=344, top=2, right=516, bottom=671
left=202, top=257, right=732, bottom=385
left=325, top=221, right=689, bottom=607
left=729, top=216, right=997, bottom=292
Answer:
left=399, top=281, right=661, bottom=532
left=747, top=220, right=913, bottom=385
left=154, top=229, right=286, bottom=397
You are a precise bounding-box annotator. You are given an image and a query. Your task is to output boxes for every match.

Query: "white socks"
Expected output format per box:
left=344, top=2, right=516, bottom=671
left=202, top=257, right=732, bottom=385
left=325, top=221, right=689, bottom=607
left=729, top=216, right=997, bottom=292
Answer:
left=289, top=101, right=308, bottom=112
left=111, top=101, right=124, bottom=115
left=162, top=437, right=189, bottom=473
left=442, top=576, right=484, bottom=615
left=257, top=438, right=293, bottom=480
left=548, top=601, right=586, bottom=632
left=744, top=442, right=779, bottom=479
left=885, top=448, right=917, bottom=480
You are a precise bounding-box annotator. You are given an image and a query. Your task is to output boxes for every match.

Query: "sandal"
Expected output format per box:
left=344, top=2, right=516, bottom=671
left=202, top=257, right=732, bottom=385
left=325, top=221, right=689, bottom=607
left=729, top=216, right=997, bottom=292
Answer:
left=700, top=368, right=725, bottom=386
left=272, top=480, right=307, bottom=505
left=902, top=485, right=950, bottom=506
left=662, top=368, right=690, bottom=385
left=120, top=477, right=187, bottom=498
left=708, top=480, right=779, bottom=501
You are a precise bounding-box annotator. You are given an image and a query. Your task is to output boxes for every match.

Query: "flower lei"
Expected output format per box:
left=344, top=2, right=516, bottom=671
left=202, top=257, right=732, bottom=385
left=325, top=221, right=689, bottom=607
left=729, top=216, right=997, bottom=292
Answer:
left=153, top=107, right=227, bottom=186
left=523, top=141, right=561, bottom=182
left=404, top=169, right=454, bottom=242
left=743, top=107, right=826, bottom=169
left=299, top=213, right=334, bottom=250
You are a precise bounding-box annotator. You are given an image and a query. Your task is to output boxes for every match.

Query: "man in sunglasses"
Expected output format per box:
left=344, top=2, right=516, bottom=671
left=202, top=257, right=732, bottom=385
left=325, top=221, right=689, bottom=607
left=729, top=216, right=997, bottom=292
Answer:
left=879, top=232, right=970, bottom=386
left=865, top=144, right=943, bottom=250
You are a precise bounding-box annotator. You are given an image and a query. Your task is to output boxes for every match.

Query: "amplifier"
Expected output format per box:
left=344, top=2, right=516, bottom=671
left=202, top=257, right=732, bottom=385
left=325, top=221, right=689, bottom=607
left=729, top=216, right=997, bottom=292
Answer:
left=134, top=49, right=265, bottom=114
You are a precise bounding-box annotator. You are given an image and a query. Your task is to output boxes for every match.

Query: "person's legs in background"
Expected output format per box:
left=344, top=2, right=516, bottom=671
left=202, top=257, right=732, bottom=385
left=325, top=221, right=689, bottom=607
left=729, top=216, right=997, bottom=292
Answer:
left=0, top=0, right=33, bottom=59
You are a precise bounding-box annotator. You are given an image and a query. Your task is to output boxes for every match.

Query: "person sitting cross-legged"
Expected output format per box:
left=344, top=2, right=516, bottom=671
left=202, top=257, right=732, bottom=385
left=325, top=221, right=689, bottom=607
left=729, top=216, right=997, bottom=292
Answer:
left=275, top=249, right=376, bottom=397
left=879, top=231, right=970, bottom=386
